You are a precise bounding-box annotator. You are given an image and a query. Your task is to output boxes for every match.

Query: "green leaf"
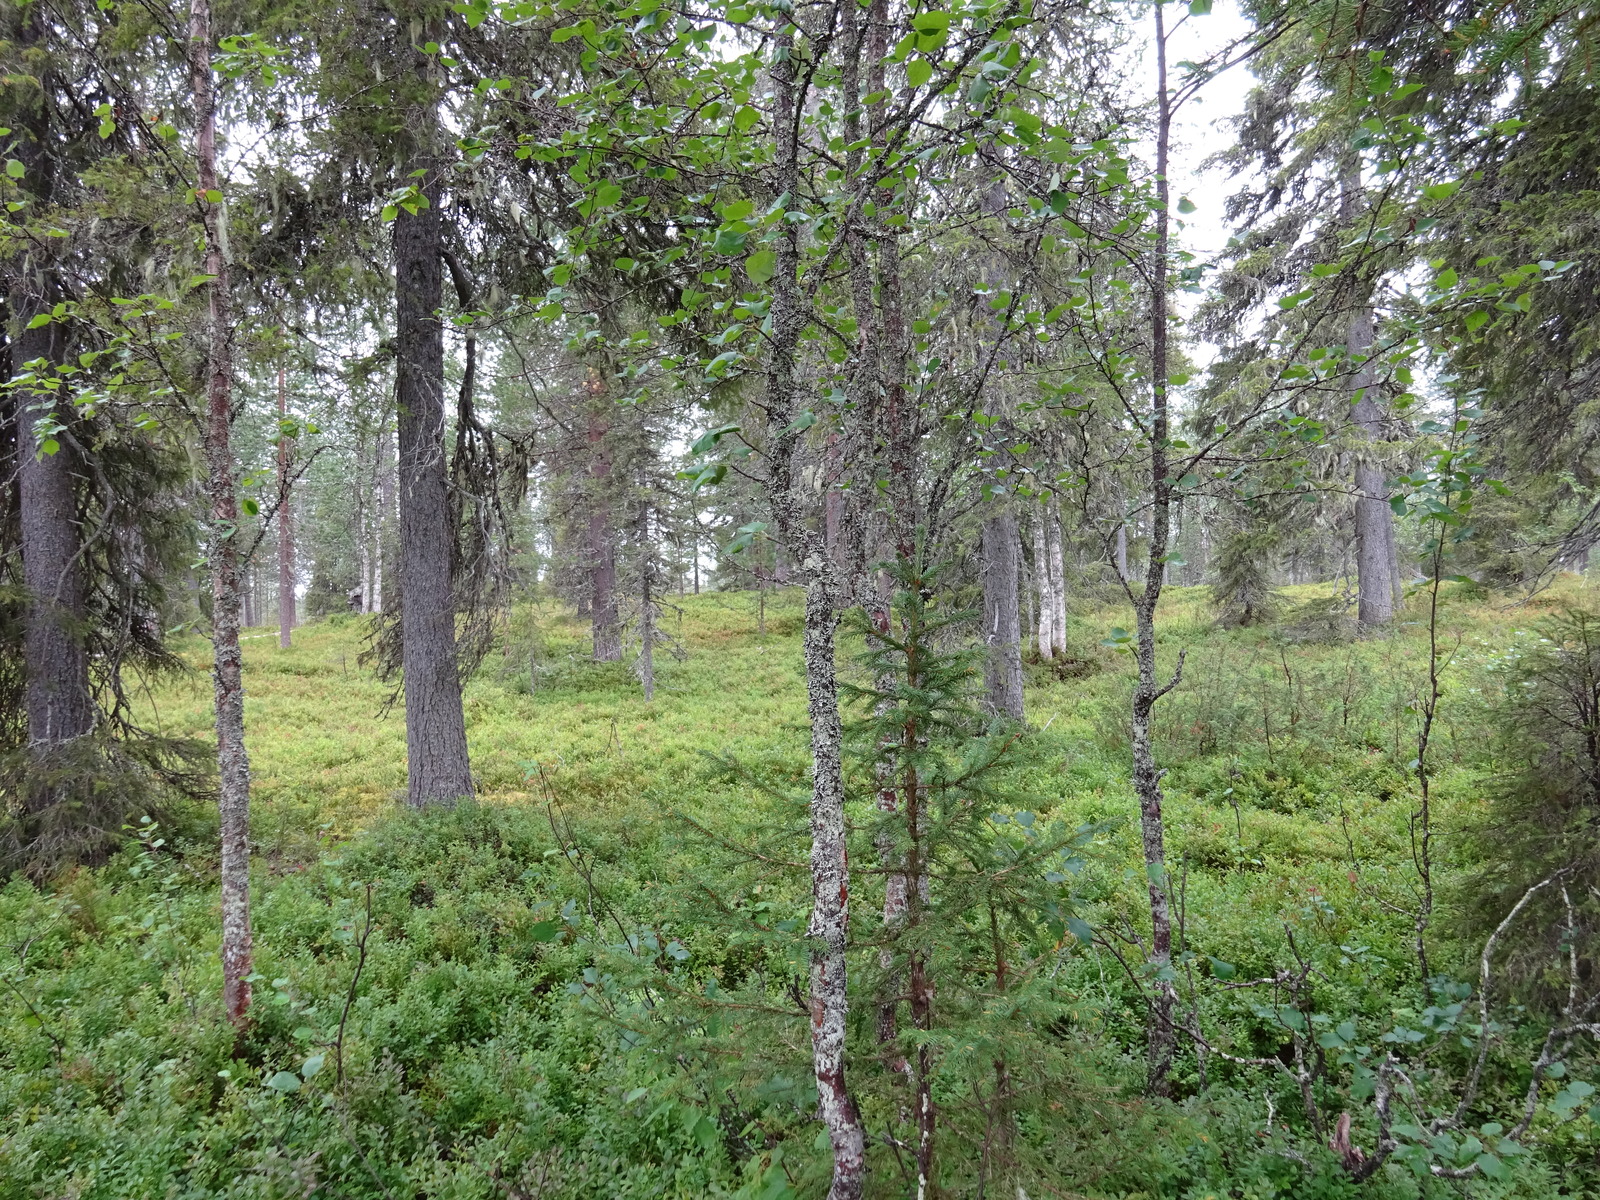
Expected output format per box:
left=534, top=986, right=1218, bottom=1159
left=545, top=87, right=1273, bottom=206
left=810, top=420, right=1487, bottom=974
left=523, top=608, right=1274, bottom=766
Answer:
left=690, top=424, right=740, bottom=455
left=1278, top=289, right=1313, bottom=310
left=1208, top=957, right=1236, bottom=980
left=1422, top=180, right=1461, bottom=202
left=1189, top=0, right=1213, bottom=12
left=1176, top=196, right=1196, bottom=214
left=906, top=58, right=933, bottom=88
left=733, top=105, right=760, bottom=133
left=911, top=10, right=949, bottom=34
left=528, top=920, right=562, bottom=942
left=266, top=1071, right=302, bottom=1093
left=241, top=498, right=260, bottom=516
left=712, top=228, right=747, bottom=255
left=5, top=159, right=24, bottom=179
left=781, top=410, right=816, bottom=436
left=1474, top=1152, right=1506, bottom=1179
left=25, top=313, right=51, bottom=329
left=1464, top=310, right=1489, bottom=334
left=301, top=1054, right=324, bottom=1079
left=745, top=249, right=776, bottom=284
left=593, top=183, right=623, bottom=207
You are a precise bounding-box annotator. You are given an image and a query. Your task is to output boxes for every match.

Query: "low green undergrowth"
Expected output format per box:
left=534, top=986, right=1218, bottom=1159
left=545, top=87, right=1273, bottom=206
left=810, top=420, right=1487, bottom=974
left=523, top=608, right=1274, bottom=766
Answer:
left=3, top=583, right=1598, bottom=1197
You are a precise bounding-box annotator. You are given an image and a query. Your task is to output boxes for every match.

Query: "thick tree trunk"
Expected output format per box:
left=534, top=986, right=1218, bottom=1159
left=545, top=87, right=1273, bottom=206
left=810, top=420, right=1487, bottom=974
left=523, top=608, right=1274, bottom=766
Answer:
left=11, top=16, right=95, bottom=840
left=586, top=401, right=621, bottom=661
left=394, top=103, right=474, bottom=809
left=189, top=0, right=253, bottom=1028
left=276, top=355, right=295, bottom=646
left=16, top=314, right=94, bottom=759
left=1348, top=307, right=1395, bottom=628
left=981, top=510, right=1025, bottom=720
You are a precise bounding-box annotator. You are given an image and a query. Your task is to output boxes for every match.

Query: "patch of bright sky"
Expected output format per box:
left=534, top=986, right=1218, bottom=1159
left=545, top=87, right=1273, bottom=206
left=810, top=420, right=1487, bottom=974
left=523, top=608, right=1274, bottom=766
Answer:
left=1126, top=0, right=1259, bottom=265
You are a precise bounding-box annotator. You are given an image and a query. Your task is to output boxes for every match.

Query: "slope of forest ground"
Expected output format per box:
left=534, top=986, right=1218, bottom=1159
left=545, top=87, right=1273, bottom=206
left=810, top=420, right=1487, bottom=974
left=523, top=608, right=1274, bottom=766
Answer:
left=3, top=582, right=1596, bottom=1199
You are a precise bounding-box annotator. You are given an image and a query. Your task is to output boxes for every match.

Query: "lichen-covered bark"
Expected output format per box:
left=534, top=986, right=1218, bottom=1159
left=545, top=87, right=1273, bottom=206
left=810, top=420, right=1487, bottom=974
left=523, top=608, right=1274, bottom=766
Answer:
left=981, top=512, right=1025, bottom=720
left=189, top=0, right=252, bottom=1026
left=1133, top=3, right=1179, bottom=1093
left=765, top=20, right=865, bottom=1196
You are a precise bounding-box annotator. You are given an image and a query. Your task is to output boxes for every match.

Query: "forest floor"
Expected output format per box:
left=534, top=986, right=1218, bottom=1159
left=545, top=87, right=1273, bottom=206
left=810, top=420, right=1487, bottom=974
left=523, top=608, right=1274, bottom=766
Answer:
left=3, top=579, right=1595, bottom=1198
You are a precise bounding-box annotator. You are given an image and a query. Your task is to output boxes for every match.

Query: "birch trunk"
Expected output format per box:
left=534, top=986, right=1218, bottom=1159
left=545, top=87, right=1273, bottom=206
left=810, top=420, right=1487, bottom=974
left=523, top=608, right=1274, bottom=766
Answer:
left=1033, top=517, right=1053, bottom=660
left=276, top=354, right=295, bottom=647
left=189, top=0, right=253, bottom=1026
left=1131, top=4, right=1180, bottom=1094
left=372, top=420, right=392, bottom=613
left=356, top=431, right=372, bottom=614
left=766, top=21, right=864, bottom=1195
left=1047, top=505, right=1068, bottom=657
left=638, top=509, right=655, bottom=701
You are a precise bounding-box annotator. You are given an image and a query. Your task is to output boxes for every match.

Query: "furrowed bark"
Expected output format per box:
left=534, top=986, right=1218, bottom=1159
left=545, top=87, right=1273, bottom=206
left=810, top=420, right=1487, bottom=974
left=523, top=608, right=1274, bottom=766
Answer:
left=394, top=73, right=473, bottom=808
left=189, top=0, right=253, bottom=1027
left=1339, top=161, right=1396, bottom=628
left=11, top=6, right=94, bottom=856
left=15, top=292, right=93, bottom=758
left=981, top=510, right=1025, bottom=720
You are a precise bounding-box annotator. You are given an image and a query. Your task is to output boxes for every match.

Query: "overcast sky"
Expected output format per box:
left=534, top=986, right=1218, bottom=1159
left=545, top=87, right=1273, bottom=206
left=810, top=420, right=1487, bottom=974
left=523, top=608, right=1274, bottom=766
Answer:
left=1115, top=0, right=1261, bottom=265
